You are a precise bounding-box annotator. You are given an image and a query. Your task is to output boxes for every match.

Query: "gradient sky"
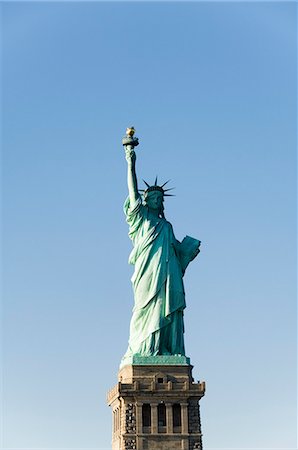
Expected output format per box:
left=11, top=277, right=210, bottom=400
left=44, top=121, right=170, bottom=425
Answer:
left=2, top=1, right=297, bottom=449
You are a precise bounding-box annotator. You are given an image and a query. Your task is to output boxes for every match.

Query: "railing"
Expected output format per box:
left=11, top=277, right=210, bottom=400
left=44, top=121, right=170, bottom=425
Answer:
left=108, top=380, right=205, bottom=402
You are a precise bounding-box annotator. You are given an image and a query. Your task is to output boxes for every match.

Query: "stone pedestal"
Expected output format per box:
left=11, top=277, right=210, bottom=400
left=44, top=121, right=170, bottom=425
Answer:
left=107, top=359, right=205, bottom=450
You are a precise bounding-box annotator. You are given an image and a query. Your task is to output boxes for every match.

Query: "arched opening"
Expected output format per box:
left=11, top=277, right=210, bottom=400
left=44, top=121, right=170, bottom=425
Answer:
left=173, top=403, right=181, bottom=432
left=158, top=403, right=166, bottom=432
left=142, top=403, right=151, bottom=431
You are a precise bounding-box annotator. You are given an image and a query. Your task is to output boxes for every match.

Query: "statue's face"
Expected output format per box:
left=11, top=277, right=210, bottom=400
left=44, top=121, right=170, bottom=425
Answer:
left=145, top=191, right=164, bottom=211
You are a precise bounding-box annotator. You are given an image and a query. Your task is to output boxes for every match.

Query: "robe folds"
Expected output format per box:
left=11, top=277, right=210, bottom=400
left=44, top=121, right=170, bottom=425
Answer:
left=124, top=196, right=186, bottom=357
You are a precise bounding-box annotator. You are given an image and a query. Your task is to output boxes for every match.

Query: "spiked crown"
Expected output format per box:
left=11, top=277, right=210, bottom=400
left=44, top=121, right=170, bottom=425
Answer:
left=139, top=177, right=174, bottom=197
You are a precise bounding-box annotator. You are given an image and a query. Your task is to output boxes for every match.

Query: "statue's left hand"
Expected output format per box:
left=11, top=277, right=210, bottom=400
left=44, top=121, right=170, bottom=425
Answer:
left=192, top=247, right=200, bottom=259
left=190, top=241, right=201, bottom=261
left=194, top=246, right=200, bottom=257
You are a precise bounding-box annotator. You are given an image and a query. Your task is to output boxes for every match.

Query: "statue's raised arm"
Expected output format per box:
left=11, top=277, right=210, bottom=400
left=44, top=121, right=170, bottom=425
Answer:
left=122, top=127, right=139, bottom=206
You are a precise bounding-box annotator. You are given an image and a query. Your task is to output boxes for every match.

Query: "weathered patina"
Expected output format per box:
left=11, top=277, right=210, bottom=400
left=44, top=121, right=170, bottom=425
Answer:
left=122, top=129, right=200, bottom=366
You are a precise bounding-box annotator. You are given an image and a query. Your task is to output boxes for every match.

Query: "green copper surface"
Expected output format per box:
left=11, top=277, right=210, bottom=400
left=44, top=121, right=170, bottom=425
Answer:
left=120, top=354, right=191, bottom=369
left=122, top=131, right=200, bottom=365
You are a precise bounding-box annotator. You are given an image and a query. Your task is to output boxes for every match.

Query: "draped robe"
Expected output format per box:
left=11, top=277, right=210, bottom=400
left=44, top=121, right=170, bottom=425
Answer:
left=124, top=196, right=186, bottom=357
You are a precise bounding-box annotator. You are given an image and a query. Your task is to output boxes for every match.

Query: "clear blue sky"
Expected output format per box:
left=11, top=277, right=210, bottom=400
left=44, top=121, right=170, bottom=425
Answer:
left=2, top=1, right=297, bottom=449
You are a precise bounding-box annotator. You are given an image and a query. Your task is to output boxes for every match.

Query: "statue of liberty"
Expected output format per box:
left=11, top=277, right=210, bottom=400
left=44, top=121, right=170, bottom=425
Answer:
left=122, top=128, right=201, bottom=361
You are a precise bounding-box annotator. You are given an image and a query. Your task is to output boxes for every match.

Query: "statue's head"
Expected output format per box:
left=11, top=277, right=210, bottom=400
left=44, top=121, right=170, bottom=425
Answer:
left=141, top=178, right=173, bottom=217
left=144, top=190, right=164, bottom=213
